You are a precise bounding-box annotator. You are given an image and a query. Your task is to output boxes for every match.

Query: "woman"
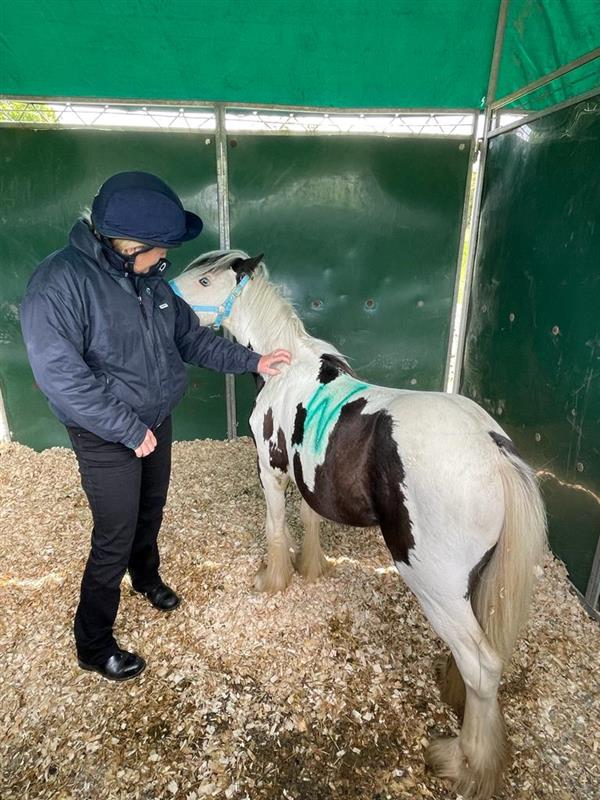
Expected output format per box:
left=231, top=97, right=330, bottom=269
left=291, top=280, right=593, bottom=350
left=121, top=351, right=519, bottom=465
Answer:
left=20, top=171, right=291, bottom=681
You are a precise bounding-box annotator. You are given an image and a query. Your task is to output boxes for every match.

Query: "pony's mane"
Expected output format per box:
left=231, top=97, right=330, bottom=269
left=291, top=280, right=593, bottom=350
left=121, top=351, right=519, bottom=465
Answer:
left=184, top=248, right=251, bottom=275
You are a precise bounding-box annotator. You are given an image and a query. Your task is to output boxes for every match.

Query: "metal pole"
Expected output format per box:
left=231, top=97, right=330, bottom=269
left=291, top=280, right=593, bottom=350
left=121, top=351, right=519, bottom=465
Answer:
left=443, top=115, right=478, bottom=392
left=449, top=0, right=509, bottom=393
left=215, top=103, right=238, bottom=440
left=0, top=387, right=10, bottom=442
left=584, top=530, right=600, bottom=612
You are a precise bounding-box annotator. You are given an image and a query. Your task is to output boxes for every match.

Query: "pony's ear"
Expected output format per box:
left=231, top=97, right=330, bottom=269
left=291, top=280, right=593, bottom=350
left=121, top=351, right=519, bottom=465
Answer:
left=232, top=253, right=264, bottom=282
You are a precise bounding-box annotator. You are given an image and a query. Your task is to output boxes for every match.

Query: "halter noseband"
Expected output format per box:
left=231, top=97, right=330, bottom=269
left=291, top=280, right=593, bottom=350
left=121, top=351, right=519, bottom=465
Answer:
left=168, top=273, right=251, bottom=330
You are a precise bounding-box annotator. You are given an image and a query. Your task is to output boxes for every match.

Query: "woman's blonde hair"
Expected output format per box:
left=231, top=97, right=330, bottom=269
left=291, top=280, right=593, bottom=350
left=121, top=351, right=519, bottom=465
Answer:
left=110, top=238, right=148, bottom=255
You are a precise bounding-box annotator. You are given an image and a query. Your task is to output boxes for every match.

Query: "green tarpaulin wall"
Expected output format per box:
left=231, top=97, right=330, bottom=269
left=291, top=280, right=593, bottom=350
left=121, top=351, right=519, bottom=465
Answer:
left=1, top=1, right=598, bottom=109
left=0, top=128, right=224, bottom=449
left=461, top=93, right=600, bottom=600
left=0, top=128, right=470, bottom=448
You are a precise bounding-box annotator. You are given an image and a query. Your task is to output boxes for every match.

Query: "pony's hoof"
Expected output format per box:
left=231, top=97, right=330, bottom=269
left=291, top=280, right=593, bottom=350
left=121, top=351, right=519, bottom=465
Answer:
left=297, top=554, right=331, bottom=582
left=425, top=736, right=465, bottom=782
left=254, top=564, right=292, bottom=594
left=426, top=736, right=500, bottom=800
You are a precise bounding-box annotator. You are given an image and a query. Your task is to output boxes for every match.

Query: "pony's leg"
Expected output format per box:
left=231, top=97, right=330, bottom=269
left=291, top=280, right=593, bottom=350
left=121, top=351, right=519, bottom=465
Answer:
left=283, top=521, right=298, bottom=558
left=426, top=599, right=505, bottom=800
left=436, top=652, right=466, bottom=718
left=255, top=469, right=295, bottom=594
left=297, top=499, right=330, bottom=581
left=399, top=574, right=507, bottom=800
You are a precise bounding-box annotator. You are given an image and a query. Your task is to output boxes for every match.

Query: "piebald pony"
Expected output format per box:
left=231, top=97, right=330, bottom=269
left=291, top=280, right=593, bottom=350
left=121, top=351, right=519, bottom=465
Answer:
left=170, top=251, right=547, bottom=800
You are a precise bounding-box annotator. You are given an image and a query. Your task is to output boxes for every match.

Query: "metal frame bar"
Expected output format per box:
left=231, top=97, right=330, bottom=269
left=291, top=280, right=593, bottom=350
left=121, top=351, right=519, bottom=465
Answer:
left=211, top=130, right=471, bottom=140
left=224, top=103, right=478, bottom=114
left=448, top=0, right=509, bottom=395
left=489, top=84, right=600, bottom=139
left=585, top=533, right=600, bottom=612
left=0, top=122, right=217, bottom=134
left=215, top=104, right=238, bottom=440
left=0, top=103, right=217, bottom=131
left=0, top=102, right=475, bottom=138
left=0, top=386, right=10, bottom=442
left=0, top=94, right=477, bottom=115
left=573, top=582, right=600, bottom=622
left=491, top=46, right=600, bottom=110
left=0, top=121, right=471, bottom=139
left=0, top=112, right=473, bottom=139
left=443, top=116, right=479, bottom=391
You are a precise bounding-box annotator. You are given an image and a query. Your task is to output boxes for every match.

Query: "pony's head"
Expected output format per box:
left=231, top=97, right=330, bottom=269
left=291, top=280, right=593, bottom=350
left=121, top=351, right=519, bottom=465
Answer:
left=169, top=249, right=264, bottom=329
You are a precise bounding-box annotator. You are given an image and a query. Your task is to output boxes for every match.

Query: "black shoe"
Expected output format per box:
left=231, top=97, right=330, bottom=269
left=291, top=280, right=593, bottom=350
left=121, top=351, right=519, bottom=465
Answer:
left=140, top=582, right=181, bottom=611
left=78, top=649, right=146, bottom=681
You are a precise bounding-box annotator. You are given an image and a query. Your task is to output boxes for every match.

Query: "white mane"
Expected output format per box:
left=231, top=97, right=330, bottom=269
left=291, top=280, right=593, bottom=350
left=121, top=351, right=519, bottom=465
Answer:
left=184, top=248, right=248, bottom=275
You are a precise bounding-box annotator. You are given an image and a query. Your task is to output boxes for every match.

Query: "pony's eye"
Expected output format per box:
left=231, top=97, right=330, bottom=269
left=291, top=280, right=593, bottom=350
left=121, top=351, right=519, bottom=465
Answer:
left=199, top=277, right=210, bottom=287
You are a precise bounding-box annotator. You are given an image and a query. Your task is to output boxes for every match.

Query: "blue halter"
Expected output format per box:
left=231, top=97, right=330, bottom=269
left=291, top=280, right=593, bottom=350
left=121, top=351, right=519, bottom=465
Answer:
left=169, top=273, right=251, bottom=330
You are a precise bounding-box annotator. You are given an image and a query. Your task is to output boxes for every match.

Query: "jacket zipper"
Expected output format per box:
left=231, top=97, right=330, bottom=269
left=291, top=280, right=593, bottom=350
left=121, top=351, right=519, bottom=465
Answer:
left=132, top=275, right=149, bottom=330
left=138, top=294, right=149, bottom=328
left=137, top=288, right=162, bottom=429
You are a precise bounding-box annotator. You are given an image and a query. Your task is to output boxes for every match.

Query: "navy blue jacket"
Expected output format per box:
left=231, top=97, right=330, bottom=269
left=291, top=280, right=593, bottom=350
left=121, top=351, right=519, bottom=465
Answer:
left=20, top=221, right=260, bottom=449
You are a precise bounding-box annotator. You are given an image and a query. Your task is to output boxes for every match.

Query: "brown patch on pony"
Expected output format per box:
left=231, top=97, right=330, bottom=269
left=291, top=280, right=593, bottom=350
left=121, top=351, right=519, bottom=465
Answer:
left=263, top=408, right=274, bottom=441
left=247, top=344, right=265, bottom=394
left=464, top=545, right=497, bottom=600
left=253, top=372, right=265, bottom=394
left=291, top=404, right=307, bottom=446
left=269, top=427, right=288, bottom=473
left=489, top=431, right=519, bottom=457
left=293, top=398, right=414, bottom=564
left=232, top=253, right=263, bottom=283
left=318, top=353, right=356, bottom=384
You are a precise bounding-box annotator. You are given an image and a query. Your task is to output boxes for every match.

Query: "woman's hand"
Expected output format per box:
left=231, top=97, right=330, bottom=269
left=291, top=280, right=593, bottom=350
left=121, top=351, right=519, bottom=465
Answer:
left=134, top=428, right=157, bottom=457
left=257, top=349, right=292, bottom=376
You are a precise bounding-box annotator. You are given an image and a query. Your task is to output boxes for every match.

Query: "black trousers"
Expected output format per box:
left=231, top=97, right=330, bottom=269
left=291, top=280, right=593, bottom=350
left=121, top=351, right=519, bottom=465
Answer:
left=66, top=416, right=172, bottom=665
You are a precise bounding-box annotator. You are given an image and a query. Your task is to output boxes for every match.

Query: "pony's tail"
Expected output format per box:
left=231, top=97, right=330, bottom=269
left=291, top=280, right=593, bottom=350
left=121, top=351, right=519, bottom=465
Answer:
left=473, top=452, right=548, bottom=664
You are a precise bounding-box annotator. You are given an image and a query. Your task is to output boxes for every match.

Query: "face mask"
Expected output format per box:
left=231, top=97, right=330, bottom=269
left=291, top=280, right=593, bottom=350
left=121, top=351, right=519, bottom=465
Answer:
left=122, top=245, right=154, bottom=274
left=99, top=239, right=169, bottom=276
left=148, top=257, right=171, bottom=275
left=99, top=239, right=148, bottom=274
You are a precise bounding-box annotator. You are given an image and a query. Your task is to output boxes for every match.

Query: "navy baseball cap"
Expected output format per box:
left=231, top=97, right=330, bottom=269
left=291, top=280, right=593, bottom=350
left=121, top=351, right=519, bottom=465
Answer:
left=91, top=171, right=203, bottom=248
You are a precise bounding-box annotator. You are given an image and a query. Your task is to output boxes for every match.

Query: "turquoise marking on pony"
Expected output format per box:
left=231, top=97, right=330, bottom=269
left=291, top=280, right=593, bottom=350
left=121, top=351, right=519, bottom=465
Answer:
left=302, top=374, right=370, bottom=456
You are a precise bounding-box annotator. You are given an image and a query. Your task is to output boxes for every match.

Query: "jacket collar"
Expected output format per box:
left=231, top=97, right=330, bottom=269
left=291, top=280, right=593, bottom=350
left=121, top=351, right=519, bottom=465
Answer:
left=69, top=219, right=123, bottom=276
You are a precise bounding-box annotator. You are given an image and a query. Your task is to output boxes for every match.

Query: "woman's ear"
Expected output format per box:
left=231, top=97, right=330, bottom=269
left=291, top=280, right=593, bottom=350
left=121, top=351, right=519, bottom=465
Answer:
left=232, top=253, right=264, bottom=282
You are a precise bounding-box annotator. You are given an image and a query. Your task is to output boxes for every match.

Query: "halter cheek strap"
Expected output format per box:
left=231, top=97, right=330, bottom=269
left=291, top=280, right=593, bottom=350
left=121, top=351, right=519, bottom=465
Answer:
left=168, top=273, right=251, bottom=330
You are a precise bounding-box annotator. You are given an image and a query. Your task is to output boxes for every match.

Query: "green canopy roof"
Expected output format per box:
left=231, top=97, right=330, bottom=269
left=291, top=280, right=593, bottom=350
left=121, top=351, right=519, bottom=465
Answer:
left=0, top=1, right=598, bottom=110
left=499, top=0, right=600, bottom=109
